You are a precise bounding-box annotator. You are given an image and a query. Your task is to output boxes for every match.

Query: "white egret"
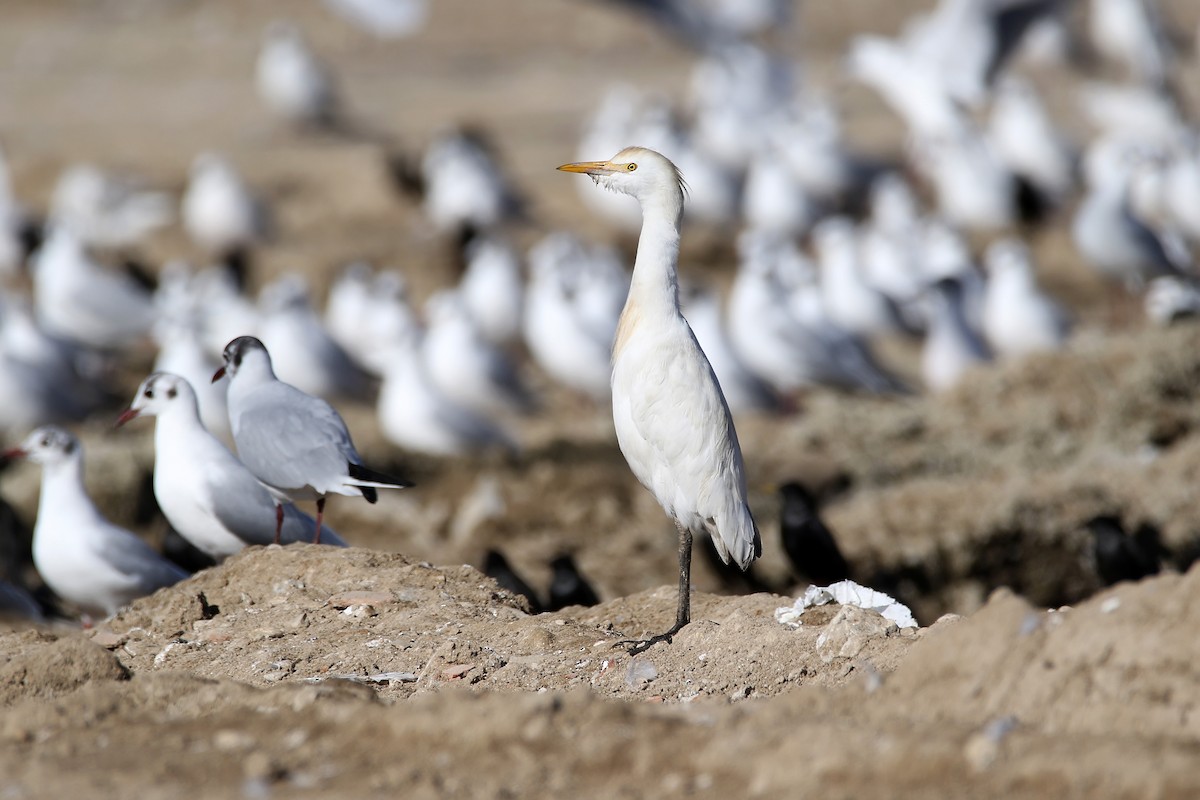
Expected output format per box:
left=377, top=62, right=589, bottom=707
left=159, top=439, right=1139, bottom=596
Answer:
left=559, top=147, right=761, bottom=651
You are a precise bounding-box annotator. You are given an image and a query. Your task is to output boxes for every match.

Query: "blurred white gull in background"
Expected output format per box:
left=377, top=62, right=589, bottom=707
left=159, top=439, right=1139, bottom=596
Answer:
left=902, top=0, right=1064, bottom=107
left=922, top=276, right=993, bottom=392
left=1072, top=141, right=1182, bottom=289
left=1088, top=0, right=1173, bottom=87
left=729, top=230, right=907, bottom=395
left=688, top=44, right=794, bottom=171
left=920, top=220, right=988, bottom=331
left=326, top=265, right=419, bottom=377
left=680, top=282, right=779, bottom=414
left=422, top=127, right=523, bottom=235
left=377, top=329, right=516, bottom=457
left=846, top=35, right=964, bottom=138
left=187, top=266, right=262, bottom=359
left=981, top=239, right=1071, bottom=358
left=523, top=233, right=624, bottom=402
left=1079, top=82, right=1183, bottom=145
left=1144, top=275, right=1200, bottom=325
left=912, top=123, right=1015, bottom=231
left=988, top=77, right=1076, bottom=202
left=31, top=226, right=156, bottom=349
left=50, top=164, right=173, bottom=250
left=770, top=99, right=859, bottom=206
left=423, top=290, right=536, bottom=419
left=813, top=216, right=910, bottom=338
left=459, top=234, right=524, bottom=345
left=257, top=274, right=372, bottom=400
left=182, top=153, right=269, bottom=263
left=321, top=0, right=428, bottom=39
left=859, top=174, right=928, bottom=325
left=742, top=142, right=816, bottom=237
left=0, top=297, right=101, bottom=434
left=256, top=21, right=339, bottom=129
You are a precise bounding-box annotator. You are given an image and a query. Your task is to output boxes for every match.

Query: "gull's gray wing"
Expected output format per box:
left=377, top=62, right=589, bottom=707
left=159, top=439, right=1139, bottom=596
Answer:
left=232, top=381, right=359, bottom=495
left=208, top=465, right=346, bottom=546
left=96, top=523, right=189, bottom=594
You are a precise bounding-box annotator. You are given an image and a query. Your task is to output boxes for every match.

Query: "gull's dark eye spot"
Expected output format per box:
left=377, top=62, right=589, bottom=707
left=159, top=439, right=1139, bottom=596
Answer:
left=144, top=388, right=153, bottom=398
left=627, top=163, right=637, bottom=171
left=167, top=387, right=177, bottom=399
left=39, top=437, right=48, bottom=447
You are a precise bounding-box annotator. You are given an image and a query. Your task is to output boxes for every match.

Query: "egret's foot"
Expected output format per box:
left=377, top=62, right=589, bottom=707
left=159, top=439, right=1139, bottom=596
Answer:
left=615, top=619, right=688, bottom=655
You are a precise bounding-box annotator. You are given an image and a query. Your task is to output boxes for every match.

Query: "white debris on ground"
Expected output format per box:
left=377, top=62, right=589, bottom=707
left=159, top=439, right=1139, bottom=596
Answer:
left=775, top=580, right=919, bottom=630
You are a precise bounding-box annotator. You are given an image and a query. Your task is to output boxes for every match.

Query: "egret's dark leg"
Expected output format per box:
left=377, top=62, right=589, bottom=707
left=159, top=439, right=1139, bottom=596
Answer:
left=274, top=503, right=284, bottom=545
left=618, top=522, right=693, bottom=655
left=313, top=497, right=325, bottom=544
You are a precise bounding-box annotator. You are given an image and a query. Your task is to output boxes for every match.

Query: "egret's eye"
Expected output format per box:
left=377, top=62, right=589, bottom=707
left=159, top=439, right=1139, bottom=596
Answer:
left=167, top=387, right=177, bottom=399
left=144, top=388, right=153, bottom=398
left=39, top=437, right=48, bottom=447
left=627, top=163, right=637, bottom=171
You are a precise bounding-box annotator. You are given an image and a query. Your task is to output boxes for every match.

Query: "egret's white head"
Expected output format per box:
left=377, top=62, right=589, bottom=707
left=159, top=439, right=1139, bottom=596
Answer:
left=558, top=146, right=686, bottom=216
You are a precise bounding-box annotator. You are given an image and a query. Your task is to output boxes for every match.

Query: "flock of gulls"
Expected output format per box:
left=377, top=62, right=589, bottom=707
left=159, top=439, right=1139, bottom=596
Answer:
left=0, top=0, right=1197, bottom=642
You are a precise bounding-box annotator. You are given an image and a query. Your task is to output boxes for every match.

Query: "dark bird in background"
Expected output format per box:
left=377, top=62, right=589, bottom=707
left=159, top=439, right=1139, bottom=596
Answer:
left=545, top=553, right=600, bottom=611
left=1086, top=515, right=1165, bottom=587
left=483, top=549, right=543, bottom=613
left=780, top=481, right=851, bottom=587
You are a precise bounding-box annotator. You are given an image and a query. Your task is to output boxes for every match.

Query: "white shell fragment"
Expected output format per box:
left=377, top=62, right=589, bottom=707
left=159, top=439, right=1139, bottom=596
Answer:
left=775, top=579, right=918, bottom=630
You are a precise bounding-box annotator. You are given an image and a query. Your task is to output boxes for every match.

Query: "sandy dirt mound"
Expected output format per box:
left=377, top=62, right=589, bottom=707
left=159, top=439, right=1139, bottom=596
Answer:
left=1, top=554, right=1197, bottom=797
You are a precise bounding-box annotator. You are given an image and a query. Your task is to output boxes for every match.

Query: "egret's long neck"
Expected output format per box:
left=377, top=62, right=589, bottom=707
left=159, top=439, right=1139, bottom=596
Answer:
left=629, top=191, right=683, bottom=312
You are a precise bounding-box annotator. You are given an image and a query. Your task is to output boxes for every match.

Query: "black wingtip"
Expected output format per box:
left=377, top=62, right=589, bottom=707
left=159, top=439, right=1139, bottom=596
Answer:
left=348, top=462, right=415, bottom=494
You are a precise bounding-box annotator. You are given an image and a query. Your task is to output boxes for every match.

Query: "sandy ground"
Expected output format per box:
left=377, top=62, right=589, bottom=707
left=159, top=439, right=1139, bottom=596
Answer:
left=2, top=0, right=1200, bottom=796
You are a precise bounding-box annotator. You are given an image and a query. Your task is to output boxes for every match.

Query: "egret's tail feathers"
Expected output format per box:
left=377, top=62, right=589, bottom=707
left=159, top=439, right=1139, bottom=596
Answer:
left=705, top=508, right=761, bottom=572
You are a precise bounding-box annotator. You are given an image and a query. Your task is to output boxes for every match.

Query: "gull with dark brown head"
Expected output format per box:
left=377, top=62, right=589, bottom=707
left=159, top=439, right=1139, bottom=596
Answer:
left=214, top=336, right=412, bottom=542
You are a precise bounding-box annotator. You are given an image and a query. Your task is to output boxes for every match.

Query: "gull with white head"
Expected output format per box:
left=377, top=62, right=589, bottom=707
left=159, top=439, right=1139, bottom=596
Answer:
left=559, top=146, right=761, bottom=651
left=31, top=226, right=157, bottom=349
left=182, top=153, right=269, bottom=267
left=2, top=426, right=187, bottom=618
left=116, top=373, right=345, bottom=557
left=256, top=21, right=339, bottom=129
